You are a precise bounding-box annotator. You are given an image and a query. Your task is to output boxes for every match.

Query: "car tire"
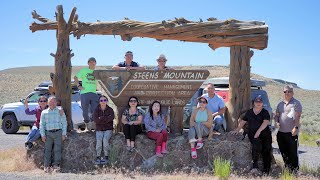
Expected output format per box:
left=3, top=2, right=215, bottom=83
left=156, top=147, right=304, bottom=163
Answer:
left=1, top=114, right=20, bottom=134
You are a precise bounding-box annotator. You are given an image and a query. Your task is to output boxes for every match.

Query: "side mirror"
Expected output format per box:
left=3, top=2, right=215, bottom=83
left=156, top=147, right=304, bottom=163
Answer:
left=20, top=98, right=25, bottom=103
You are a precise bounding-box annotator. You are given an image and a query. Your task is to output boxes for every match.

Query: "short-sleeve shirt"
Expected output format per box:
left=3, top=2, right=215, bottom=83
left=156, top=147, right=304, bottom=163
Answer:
left=75, top=68, right=97, bottom=94
left=122, top=108, right=144, bottom=122
left=202, top=93, right=225, bottom=113
left=243, top=108, right=270, bottom=133
left=276, top=97, right=302, bottom=133
left=117, top=61, right=140, bottom=67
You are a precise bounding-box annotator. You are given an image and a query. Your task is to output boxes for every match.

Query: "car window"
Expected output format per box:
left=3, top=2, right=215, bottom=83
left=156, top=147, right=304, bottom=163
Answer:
left=27, top=91, right=50, bottom=102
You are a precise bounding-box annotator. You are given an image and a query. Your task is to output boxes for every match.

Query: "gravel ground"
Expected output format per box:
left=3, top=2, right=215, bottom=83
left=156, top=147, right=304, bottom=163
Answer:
left=0, top=130, right=28, bottom=151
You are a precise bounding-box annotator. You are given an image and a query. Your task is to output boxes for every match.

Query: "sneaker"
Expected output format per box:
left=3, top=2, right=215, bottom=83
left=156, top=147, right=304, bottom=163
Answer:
left=191, top=150, right=197, bottom=159
left=189, top=138, right=197, bottom=143
left=129, top=147, right=135, bottom=152
left=196, top=142, right=203, bottom=149
left=95, top=157, right=101, bottom=165
left=100, top=156, right=108, bottom=165
left=156, top=152, right=163, bottom=157
left=44, top=166, right=50, bottom=173
left=52, top=165, right=61, bottom=173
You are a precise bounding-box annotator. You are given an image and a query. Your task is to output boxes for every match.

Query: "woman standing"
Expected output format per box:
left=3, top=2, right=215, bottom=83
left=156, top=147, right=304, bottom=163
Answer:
left=144, top=100, right=169, bottom=157
left=231, top=95, right=272, bottom=174
left=121, top=96, right=144, bottom=152
left=188, top=97, right=213, bottom=159
left=24, top=96, right=48, bottom=150
left=93, top=95, right=114, bottom=165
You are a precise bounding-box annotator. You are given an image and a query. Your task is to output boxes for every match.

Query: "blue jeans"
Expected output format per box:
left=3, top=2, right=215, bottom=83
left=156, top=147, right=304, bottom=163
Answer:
left=213, top=115, right=225, bottom=132
left=188, top=122, right=210, bottom=140
left=25, top=126, right=41, bottom=143
left=96, top=130, right=113, bottom=157
left=80, top=92, right=99, bottom=123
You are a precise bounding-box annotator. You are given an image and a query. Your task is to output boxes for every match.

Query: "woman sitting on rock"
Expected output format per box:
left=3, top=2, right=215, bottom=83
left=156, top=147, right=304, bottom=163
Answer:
left=24, top=96, right=49, bottom=150
left=188, top=97, right=213, bottom=159
left=231, top=95, right=272, bottom=174
left=144, top=100, right=169, bottom=157
left=121, top=96, right=144, bottom=152
left=93, top=95, right=115, bottom=165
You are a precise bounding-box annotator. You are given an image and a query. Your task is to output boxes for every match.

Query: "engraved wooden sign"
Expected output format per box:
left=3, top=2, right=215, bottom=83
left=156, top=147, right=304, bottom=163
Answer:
left=94, top=70, right=210, bottom=134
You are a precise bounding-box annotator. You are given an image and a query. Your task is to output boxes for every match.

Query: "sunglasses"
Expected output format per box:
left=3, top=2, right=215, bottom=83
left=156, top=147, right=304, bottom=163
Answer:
left=39, top=100, right=47, bottom=103
left=199, top=100, right=207, bottom=104
left=100, top=99, right=108, bottom=102
left=283, top=91, right=293, bottom=94
left=158, top=59, right=167, bottom=62
left=129, top=99, right=137, bottom=103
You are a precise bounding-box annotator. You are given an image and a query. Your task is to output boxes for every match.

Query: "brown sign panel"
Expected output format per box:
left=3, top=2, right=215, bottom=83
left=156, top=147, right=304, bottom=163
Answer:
left=94, top=70, right=210, bottom=107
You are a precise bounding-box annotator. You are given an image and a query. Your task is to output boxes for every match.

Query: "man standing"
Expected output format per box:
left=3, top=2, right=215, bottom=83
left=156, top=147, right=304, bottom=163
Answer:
left=275, top=85, right=302, bottom=172
left=40, top=97, right=67, bottom=173
left=74, top=57, right=99, bottom=130
left=201, top=83, right=226, bottom=136
left=112, top=51, right=145, bottom=70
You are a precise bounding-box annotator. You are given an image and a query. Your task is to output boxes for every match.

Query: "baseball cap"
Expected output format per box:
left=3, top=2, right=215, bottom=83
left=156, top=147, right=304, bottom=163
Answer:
left=87, top=57, right=96, bottom=63
left=283, top=85, right=293, bottom=92
left=254, top=95, right=263, bottom=102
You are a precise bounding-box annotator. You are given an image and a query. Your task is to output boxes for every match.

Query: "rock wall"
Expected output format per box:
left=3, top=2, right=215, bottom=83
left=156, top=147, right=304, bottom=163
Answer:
left=27, top=132, right=255, bottom=172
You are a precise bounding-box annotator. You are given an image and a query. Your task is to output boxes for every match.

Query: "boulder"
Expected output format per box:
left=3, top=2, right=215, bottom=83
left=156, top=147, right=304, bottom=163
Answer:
left=27, top=131, right=257, bottom=172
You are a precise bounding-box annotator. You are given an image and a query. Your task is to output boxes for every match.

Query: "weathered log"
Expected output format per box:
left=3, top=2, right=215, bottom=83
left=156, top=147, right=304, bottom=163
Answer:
left=52, top=5, right=76, bottom=132
left=227, top=46, right=253, bottom=130
left=73, top=19, right=268, bottom=50
left=170, top=107, right=184, bottom=134
left=30, top=14, right=268, bottom=50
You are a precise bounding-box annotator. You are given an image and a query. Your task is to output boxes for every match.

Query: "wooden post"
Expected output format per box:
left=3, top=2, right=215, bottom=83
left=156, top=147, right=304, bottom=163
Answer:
left=227, top=46, right=253, bottom=130
left=116, top=106, right=126, bottom=133
left=170, top=106, right=184, bottom=134
left=51, top=6, right=76, bottom=132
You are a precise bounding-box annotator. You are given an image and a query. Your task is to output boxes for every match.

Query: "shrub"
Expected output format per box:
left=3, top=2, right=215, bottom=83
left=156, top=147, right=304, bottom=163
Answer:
left=213, top=157, right=231, bottom=180
left=280, top=168, right=294, bottom=180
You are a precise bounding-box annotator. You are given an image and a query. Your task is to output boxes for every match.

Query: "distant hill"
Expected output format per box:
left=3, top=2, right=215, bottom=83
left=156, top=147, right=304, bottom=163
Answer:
left=0, top=66, right=319, bottom=133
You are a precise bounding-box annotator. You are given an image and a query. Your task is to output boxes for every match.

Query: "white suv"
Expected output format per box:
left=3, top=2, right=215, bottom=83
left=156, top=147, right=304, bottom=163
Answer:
left=0, top=89, right=85, bottom=134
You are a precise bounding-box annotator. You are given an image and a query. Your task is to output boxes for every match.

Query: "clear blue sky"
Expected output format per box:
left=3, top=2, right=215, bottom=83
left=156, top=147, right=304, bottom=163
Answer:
left=1, top=0, right=319, bottom=90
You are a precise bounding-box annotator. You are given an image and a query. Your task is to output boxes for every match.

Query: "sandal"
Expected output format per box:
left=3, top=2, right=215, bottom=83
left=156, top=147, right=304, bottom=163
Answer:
left=196, top=142, right=203, bottom=149
left=191, top=150, right=197, bottom=159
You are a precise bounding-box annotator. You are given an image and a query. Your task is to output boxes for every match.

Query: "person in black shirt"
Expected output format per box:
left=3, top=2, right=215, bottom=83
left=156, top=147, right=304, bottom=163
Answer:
left=231, top=95, right=272, bottom=174
left=112, top=51, right=145, bottom=70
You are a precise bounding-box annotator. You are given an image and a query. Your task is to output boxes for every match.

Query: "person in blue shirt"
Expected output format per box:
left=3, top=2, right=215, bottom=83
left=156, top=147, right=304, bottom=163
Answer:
left=201, top=83, right=226, bottom=137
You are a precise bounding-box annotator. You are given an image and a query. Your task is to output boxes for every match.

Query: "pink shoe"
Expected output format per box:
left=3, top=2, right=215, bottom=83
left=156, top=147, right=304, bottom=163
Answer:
left=196, top=141, right=203, bottom=149
left=161, top=142, right=169, bottom=154
left=191, top=150, right=197, bottom=159
left=156, top=146, right=163, bottom=157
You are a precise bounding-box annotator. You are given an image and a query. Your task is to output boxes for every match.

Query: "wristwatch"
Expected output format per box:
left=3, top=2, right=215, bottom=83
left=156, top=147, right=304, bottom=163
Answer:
left=294, top=126, right=299, bottom=129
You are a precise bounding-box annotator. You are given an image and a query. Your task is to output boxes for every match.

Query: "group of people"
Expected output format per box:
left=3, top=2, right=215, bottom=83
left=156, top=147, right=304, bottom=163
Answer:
left=24, top=51, right=302, bottom=175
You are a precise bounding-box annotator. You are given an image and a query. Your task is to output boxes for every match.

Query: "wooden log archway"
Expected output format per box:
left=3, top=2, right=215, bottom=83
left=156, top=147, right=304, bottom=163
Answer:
left=30, top=5, right=268, bottom=132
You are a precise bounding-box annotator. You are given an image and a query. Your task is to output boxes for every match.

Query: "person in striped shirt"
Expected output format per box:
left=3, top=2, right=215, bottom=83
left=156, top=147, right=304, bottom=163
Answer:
left=40, top=97, right=67, bottom=173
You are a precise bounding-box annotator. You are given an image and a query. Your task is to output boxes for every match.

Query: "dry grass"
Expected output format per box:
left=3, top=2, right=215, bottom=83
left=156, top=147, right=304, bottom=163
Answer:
left=0, top=147, right=36, bottom=172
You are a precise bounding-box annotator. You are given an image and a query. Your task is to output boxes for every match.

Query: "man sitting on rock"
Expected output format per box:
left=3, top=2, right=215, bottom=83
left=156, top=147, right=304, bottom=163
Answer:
left=201, top=83, right=226, bottom=138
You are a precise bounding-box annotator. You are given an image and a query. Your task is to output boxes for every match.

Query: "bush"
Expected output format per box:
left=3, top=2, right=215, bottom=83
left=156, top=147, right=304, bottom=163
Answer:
left=213, top=157, right=231, bottom=180
left=280, top=168, right=294, bottom=180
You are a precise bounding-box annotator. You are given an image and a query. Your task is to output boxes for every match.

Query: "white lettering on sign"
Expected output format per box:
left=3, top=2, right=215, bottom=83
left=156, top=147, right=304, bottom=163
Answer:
left=163, top=72, right=204, bottom=79
left=130, top=84, right=159, bottom=90
left=132, top=72, right=158, bottom=80
left=163, top=84, right=192, bottom=90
